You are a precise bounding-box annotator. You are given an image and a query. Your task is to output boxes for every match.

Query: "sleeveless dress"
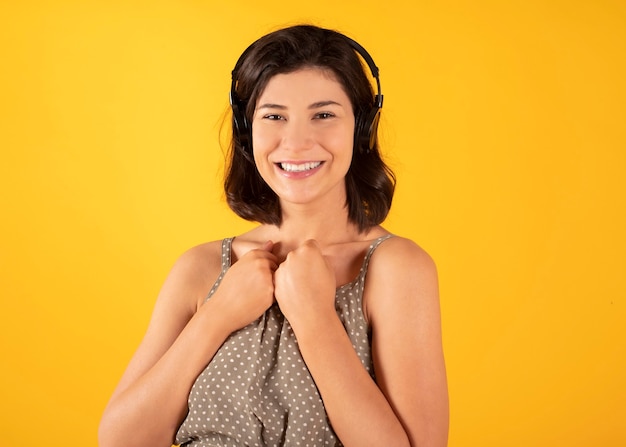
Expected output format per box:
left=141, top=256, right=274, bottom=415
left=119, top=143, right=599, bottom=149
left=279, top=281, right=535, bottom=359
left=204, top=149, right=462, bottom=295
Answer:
left=175, top=234, right=393, bottom=447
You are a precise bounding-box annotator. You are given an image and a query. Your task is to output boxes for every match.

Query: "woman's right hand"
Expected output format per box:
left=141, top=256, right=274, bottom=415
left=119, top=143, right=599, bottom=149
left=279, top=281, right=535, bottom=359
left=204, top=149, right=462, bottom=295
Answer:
left=206, top=240, right=278, bottom=334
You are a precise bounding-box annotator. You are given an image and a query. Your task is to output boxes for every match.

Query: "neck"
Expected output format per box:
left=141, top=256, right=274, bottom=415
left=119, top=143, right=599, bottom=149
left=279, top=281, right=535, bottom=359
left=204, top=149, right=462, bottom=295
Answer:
left=270, top=201, right=360, bottom=249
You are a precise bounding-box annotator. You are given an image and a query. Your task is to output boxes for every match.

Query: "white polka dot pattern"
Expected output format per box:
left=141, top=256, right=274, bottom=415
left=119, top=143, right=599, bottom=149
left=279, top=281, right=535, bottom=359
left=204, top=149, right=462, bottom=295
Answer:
left=175, top=235, right=393, bottom=446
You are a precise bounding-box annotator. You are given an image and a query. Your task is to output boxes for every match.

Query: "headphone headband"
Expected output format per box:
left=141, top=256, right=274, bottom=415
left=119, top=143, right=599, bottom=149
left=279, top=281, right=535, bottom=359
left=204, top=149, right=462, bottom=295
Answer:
left=341, top=36, right=383, bottom=110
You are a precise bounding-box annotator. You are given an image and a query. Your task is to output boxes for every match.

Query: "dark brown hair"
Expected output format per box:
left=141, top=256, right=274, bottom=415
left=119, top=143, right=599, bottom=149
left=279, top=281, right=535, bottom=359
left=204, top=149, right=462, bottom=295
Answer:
left=224, top=25, right=395, bottom=232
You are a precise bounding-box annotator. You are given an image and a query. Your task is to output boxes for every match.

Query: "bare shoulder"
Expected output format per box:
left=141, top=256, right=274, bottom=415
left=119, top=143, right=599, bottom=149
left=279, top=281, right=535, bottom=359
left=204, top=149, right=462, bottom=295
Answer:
left=172, top=239, right=225, bottom=280
left=364, top=235, right=439, bottom=323
left=369, top=235, right=437, bottom=283
left=164, top=239, right=227, bottom=310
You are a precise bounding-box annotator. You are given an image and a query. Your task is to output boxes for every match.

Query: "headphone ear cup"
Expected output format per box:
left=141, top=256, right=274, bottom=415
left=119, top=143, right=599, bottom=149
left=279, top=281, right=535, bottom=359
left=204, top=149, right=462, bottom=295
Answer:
left=231, top=100, right=251, bottom=151
left=357, top=107, right=381, bottom=152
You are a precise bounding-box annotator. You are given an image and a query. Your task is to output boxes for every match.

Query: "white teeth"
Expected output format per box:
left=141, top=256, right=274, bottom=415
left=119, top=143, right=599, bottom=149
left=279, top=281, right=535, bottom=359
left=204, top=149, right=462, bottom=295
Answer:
left=280, top=161, right=322, bottom=172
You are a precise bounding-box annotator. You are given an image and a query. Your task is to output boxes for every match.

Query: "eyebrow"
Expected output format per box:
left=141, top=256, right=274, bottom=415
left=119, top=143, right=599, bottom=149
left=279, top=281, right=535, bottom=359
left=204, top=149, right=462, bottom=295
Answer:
left=308, top=100, right=342, bottom=109
left=257, top=100, right=344, bottom=110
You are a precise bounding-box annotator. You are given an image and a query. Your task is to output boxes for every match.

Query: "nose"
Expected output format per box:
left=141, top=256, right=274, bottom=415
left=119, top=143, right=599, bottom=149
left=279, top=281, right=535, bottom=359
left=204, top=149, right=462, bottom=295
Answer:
left=281, top=118, right=314, bottom=152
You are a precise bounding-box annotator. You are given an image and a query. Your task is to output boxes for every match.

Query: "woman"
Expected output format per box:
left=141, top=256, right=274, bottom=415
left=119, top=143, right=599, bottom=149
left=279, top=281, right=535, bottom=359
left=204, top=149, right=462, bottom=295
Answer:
left=99, top=24, right=448, bottom=447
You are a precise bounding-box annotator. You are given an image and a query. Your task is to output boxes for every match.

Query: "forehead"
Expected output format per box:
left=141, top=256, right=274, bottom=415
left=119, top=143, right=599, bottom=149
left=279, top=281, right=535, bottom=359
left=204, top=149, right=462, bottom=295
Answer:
left=257, top=67, right=350, bottom=104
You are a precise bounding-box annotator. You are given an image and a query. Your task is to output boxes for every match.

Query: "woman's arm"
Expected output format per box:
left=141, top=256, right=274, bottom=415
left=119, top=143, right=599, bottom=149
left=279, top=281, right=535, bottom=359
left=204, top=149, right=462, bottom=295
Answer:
left=367, top=237, right=449, bottom=447
left=98, top=241, right=278, bottom=447
left=274, top=238, right=448, bottom=447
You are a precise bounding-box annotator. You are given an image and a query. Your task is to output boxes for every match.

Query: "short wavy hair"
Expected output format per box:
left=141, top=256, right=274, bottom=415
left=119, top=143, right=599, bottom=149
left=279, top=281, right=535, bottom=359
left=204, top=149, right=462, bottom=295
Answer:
left=224, top=25, right=395, bottom=232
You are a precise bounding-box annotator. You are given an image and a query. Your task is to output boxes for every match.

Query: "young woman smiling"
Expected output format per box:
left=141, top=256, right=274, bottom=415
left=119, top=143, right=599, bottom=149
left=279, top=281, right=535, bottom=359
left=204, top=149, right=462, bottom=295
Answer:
left=99, top=25, right=449, bottom=447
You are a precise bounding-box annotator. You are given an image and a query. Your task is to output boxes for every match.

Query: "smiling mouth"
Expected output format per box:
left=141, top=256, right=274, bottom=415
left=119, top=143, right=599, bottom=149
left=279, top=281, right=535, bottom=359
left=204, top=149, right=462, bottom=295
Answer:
left=278, top=161, right=323, bottom=172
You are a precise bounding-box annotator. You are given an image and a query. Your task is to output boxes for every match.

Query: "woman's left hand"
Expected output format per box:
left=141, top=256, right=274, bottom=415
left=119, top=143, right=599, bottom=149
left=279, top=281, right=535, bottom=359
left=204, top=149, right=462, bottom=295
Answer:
left=273, top=239, right=337, bottom=333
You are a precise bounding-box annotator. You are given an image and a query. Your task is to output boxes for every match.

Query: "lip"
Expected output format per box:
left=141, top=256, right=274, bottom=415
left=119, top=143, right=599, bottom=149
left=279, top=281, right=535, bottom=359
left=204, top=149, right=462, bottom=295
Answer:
left=275, top=160, right=325, bottom=179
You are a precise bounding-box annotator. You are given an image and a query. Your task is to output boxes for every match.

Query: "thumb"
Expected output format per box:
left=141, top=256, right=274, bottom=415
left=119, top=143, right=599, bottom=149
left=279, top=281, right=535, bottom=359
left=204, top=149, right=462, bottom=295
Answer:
left=261, top=240, right=274, bottom=252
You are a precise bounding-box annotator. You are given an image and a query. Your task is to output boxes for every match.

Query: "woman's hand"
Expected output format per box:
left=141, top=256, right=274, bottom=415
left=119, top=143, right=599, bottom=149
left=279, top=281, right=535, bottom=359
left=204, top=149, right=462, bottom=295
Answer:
left=207, top=240, right=278, bottom=335
left=273, top=240, right=337, bottom=333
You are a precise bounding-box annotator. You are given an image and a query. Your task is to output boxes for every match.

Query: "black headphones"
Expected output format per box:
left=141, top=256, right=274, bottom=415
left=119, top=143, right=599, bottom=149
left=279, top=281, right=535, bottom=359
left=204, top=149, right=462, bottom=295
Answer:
left=229, top=34, right=383, bottom=154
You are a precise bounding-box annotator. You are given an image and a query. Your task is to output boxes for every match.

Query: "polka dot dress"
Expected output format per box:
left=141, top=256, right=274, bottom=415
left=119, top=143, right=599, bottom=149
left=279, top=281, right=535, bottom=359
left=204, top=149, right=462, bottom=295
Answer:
left=175, top=235, right=393, bottom=447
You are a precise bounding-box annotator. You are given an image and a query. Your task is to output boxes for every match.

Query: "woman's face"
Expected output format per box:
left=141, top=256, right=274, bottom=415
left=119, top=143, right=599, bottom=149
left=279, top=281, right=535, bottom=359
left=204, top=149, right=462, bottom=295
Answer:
left=251, top=67, right=355, bottom=209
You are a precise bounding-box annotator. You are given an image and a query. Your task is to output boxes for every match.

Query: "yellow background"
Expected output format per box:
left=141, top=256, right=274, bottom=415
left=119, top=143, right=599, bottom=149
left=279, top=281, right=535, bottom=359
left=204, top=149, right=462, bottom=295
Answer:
left=1, top=1, right=624, bottom=445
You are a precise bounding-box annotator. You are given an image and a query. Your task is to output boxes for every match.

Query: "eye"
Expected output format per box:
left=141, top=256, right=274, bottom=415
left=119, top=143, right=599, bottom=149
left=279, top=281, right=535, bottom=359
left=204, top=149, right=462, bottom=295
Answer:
left=263, top=114, right=284, bottom=121
left=314, top=112, right=335, bottom=120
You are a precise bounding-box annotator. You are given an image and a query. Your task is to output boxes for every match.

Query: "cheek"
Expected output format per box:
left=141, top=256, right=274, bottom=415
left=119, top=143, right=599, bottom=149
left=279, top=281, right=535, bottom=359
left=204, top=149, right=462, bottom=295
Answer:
left=321, top=127, right=354, bottom=157
left=251, top=125, right=268, bottom=151
left=251, top=127, right=274, bottom=176
left=251, top=123, right=283, bottom=159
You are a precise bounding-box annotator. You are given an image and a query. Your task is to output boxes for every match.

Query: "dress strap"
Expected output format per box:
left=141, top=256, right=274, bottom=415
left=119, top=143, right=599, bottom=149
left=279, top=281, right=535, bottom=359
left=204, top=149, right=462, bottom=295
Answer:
left=357, top=234, right=394, bottom=285
left=205, top=238, right=234, bottom=302
left=221, top=237, right=235, bottom=274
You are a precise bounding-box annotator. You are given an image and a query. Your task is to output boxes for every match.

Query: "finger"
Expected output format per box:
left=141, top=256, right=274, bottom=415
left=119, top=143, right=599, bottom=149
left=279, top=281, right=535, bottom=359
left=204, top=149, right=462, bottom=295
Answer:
left=256, top=247, right=279, bottom=270
left=298, top=240, right=325, bottom=260
left=303, top=239, right=319, bottom=248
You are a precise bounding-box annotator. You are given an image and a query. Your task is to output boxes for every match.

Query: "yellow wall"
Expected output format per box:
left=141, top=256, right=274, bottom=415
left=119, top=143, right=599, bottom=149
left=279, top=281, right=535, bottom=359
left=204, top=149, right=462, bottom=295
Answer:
left=1, top=1, right=624, bottom=445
